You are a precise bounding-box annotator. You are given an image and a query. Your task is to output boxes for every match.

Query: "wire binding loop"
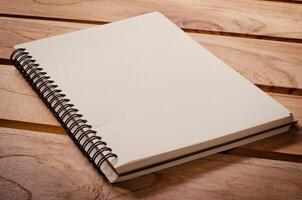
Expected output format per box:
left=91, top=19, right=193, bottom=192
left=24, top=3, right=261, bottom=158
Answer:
left=10, top=48, right=117, bottom=169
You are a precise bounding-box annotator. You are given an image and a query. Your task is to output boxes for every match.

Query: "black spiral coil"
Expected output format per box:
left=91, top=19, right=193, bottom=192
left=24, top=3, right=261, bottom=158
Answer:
left=10, top=48, right=117, bottom=170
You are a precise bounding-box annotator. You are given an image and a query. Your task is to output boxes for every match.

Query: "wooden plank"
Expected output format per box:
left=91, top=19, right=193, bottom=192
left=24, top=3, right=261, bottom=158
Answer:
left=0, top=16, right=90, bottom=60
left=0, top=0, right=302, bottom=39
left=194, top=34, right=302, bottom=89
left=1, top=17, right=302, bottom=89
left=0, top=65, right=59, bottom=127
left=1, top=127, right=302, bottom=200
left=1, top=64, right=302, bottom=159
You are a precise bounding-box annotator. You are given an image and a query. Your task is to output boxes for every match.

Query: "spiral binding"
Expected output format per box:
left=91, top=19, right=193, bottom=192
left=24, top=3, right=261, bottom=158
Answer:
left=10, top=48, right=117, bottom=170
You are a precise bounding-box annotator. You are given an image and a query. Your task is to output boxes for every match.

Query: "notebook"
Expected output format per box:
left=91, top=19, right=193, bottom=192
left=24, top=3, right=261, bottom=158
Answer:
left=10, top=12, right=294, bottom=183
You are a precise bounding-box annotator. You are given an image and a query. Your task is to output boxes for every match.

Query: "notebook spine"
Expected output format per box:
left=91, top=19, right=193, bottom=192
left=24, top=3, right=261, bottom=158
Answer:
left=10, top=48, right=117, bottom=170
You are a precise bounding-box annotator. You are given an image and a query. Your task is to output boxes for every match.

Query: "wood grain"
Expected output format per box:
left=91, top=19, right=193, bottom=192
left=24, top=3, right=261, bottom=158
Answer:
left=1, top=127, right=302, bottom=200
left=0, top=16, right=90, bottom=60
left=0, top=65, right=59, bottom=127
left=194, top=34, right=302, bottom=89
left=1, top=0, right=302, bottom=198
left=1, top=64, right=302, bottom=159
left=1, top=17, right=302, bottom=89
left=0, top=0, right=302, bottom=39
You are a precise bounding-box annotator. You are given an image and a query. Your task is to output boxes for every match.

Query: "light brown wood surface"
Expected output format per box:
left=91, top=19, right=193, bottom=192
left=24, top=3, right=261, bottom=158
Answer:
left=1, top=17, right=302, bottom=89
left=1, top=0, right=302, bottom=199
left=0, top=65, right=59, bottom=127
left=1, top=127, right=302, bottom=200
left=1, top=0, right=302, bottom=39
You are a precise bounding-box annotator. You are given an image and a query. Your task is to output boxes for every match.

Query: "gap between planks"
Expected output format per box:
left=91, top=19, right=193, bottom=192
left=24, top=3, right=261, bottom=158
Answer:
left=1, top=13, right=302, bottom=44
left=1, top=0, right=302, bottom=40
left=0, top=119, right=64, bottom=135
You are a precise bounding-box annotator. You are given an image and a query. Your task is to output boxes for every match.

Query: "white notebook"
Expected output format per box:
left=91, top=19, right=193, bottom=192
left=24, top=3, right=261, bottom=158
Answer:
left=11, top=12, right=293, bottom=183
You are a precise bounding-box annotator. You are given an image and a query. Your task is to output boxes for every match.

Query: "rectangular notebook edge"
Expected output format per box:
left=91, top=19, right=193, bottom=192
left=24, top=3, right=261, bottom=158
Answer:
left=113, top=123, right=293, bottom=183
left=114, top=114, right=293, bottom=173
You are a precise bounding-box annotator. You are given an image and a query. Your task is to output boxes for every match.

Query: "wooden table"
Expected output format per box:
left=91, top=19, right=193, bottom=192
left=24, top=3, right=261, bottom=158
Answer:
left=1, top=1, right=302, bottom=199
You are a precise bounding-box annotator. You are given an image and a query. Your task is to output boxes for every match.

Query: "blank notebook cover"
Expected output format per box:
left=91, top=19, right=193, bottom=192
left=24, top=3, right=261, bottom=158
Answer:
left=11, top=12, right=293, bottom=183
